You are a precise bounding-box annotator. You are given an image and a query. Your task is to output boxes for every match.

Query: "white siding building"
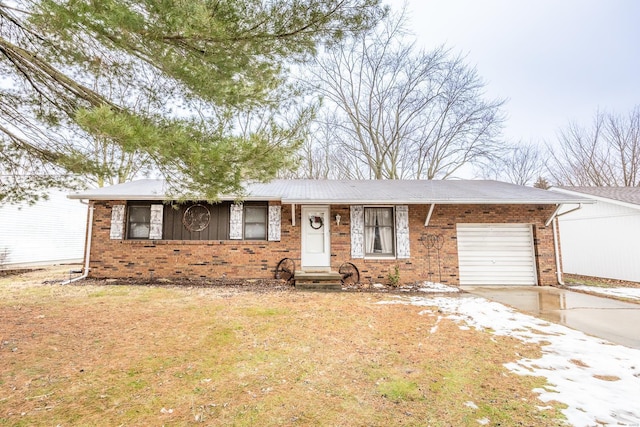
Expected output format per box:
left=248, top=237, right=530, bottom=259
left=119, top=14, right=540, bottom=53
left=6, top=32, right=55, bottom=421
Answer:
left=551, top=187, right=640, bottom=283
left=0, top=190, right=87, bottom=267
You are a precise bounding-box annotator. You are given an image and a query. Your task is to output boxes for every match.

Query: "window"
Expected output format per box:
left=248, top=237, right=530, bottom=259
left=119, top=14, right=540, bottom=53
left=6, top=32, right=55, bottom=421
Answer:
left=364, top=207, right=394, bottom=256
left=244, top=205, right=267, bottom=240
left=128, top=205, right=151, bottom=239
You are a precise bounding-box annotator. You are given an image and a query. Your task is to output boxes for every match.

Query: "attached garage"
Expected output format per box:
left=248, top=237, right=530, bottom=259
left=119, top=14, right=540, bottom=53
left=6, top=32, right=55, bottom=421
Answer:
left=457, top=224, right=537, bottom=286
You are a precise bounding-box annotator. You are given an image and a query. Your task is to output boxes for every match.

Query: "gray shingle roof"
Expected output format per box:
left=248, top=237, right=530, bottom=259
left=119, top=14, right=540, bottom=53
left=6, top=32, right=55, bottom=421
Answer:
left=553, top=186, right=640, bottom=206
left=69, top=179, right=591, bottom=205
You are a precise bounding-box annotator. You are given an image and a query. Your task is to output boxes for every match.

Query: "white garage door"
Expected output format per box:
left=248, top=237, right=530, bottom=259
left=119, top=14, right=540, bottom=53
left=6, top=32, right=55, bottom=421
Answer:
left=457, top=224, right=537, bottom=286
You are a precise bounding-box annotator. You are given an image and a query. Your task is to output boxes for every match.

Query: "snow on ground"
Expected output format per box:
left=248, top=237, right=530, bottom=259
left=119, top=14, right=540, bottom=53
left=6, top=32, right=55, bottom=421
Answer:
left=406, top=281, right=461, bottom=293
left=567, top=285, right=640, bottom=301
left=379, top=295, right=640, bottom=427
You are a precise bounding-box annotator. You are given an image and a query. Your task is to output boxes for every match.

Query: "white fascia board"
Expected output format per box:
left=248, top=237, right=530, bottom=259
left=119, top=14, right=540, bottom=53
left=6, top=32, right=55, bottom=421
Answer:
left=281, top=198, right=589, bottom=205
left=68, top=193, right=278, bottom=202
left=550, top=188, right=638, bottom=210
left=68, top=194, right=164, bottom=200
left=71, top=195, right=587, bottom=204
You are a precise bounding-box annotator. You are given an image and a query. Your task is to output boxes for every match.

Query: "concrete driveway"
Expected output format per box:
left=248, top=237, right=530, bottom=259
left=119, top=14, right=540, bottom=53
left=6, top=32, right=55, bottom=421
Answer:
left=461, top=286, right=640, bottom=349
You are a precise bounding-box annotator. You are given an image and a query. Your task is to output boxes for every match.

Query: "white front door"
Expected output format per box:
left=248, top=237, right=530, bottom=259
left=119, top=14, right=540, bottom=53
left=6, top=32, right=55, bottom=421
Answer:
left=301, top=206, right=331, bottom=271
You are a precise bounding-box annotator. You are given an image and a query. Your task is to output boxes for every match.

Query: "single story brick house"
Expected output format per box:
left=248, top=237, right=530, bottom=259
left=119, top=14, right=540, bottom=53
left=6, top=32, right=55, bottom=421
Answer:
left=68, top=179, right=590, bottom=286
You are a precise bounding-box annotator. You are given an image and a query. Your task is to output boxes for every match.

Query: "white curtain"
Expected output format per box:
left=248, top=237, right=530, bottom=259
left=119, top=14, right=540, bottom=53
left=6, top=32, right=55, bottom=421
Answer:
left=365, top=208, right=393, bottom=254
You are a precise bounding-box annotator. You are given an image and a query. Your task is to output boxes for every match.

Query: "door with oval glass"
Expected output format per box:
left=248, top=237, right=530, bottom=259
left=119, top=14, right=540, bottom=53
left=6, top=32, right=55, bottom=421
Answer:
left=301, top=206, right=330, bottom=271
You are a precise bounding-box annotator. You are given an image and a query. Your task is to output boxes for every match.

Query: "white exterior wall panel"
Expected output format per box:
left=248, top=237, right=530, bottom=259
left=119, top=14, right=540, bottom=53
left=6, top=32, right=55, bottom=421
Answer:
left=558, top=201, right=640, bottom=282
left=0, top=191, right=86, bottom=266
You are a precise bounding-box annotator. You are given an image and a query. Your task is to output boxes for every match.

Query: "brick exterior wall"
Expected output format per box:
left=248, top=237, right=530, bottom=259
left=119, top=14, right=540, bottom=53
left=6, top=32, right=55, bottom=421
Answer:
left=87, top=201, right=559, bottom=286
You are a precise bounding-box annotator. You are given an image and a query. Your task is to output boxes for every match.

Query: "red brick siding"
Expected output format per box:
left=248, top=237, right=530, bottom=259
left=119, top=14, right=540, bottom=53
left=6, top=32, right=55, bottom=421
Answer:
left=87, top=201, right=559, bottom=286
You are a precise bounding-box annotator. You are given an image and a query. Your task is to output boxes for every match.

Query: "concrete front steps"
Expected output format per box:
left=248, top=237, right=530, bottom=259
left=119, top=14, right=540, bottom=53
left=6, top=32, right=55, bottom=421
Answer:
left=295, top=271, right=342, bottom=291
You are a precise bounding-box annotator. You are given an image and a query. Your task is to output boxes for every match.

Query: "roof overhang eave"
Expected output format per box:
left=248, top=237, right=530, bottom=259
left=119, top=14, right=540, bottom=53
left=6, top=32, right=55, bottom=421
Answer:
left=68, top=194, right=279, bottom=202
left=551, top=187, right=639, bottom=210
left=281, top=198, right=593, bottom=205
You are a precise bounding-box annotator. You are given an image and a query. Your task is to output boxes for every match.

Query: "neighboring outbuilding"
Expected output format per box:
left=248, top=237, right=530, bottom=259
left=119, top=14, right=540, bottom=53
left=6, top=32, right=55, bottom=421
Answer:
left=0, top=190, right=87, bottom=267
left=68, top=179, right=590, bottom=286
left=551, top=187, right=640, bottom=283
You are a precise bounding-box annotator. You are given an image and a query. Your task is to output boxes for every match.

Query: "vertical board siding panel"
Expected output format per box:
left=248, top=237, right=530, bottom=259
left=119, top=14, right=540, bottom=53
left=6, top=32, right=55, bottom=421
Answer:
left=149, top=205, right=163, bottom=240
left=110, top=205, right=125, bottom=240
left=210, top=204, right=218, bottom=239
left=350, top=205, right=364, bottom=258
left=174, top=206, right=183, bottom=240
left=173, top=206, right=182, bottom=240
left=162, top=203, right=233, bottom=241
left=229, top=203, right=243, bottom=240
left=268, top=205, right=281, bottom=241
left=219, top=203, right=230, bottom=239
left=162, top=205, right=172, bottom=239
left=395, top=205, right=410, bottom=259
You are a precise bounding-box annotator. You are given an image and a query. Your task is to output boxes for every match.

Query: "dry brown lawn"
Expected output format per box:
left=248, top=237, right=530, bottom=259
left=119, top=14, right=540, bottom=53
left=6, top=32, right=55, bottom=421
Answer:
left=564, top=273, right=640, bottom=289
left=0, top=267, right=565, bottom=426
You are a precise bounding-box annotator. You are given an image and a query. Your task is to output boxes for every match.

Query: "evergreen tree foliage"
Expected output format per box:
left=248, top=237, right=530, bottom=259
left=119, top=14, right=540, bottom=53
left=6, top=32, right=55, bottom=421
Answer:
left=0, top=0, right=384, bottom=202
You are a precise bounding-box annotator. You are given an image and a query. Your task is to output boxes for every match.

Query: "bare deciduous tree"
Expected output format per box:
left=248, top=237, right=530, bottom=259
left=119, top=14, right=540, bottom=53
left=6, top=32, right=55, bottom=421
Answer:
left=548, top=107, right=640, bottom=186
left=480, top=142, right=545, bottom=186
left=299, top=8, right=505, bottom=180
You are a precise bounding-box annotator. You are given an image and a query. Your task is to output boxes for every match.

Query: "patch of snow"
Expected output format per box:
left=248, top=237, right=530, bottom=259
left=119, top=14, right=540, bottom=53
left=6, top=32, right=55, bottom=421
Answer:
left=379, top=295, right=640, bottom=426
left=568, top=285, right=640, bottom=301
left=464, top=401, right=479, bottom=409
left=430, top=316, right=442, bottom=334
left=477, top=417, right=490, bottom=425
left=412, top=281, right=461, bottom=293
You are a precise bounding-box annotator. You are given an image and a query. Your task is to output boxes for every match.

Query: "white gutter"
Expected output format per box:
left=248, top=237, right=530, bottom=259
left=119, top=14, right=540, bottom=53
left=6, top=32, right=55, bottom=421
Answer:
left=62, top=202, right=94, bottom=285
left=281, top=199, right=591, bottom=205
left=552, top=217, right=564, bottom=285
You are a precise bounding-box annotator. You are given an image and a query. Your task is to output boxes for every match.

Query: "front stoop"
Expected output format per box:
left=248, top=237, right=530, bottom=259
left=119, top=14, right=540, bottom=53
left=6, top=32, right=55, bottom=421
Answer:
left=295, top=271, right=342, bottom=291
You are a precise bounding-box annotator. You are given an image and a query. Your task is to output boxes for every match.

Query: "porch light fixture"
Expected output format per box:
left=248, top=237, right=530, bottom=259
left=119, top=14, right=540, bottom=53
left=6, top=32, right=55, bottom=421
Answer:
left=335, top=214, right=341, bottom=226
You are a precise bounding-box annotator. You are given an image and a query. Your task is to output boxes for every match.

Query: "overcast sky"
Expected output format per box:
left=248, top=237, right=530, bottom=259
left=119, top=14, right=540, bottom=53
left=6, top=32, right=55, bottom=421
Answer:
left=401, top=0, right=640, bottom=146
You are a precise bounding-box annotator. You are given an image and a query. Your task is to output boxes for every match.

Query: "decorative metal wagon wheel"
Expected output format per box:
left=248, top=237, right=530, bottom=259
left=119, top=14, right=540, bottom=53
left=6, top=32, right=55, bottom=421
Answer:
left=339, top=262, right=360, bottom=285
left=275, top=258, right=296, bottom=285
left=182, top=204, right=211, bottom=232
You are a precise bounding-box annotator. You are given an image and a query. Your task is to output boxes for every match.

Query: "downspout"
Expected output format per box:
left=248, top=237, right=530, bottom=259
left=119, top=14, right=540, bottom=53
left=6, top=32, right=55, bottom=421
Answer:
left=552, top=218, right=564, bottom=285
left=546, top=203, right=583, bottom=286
left=545, top=203, right=582, bottom=227
left=62, top=202, right=94, bottom=285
